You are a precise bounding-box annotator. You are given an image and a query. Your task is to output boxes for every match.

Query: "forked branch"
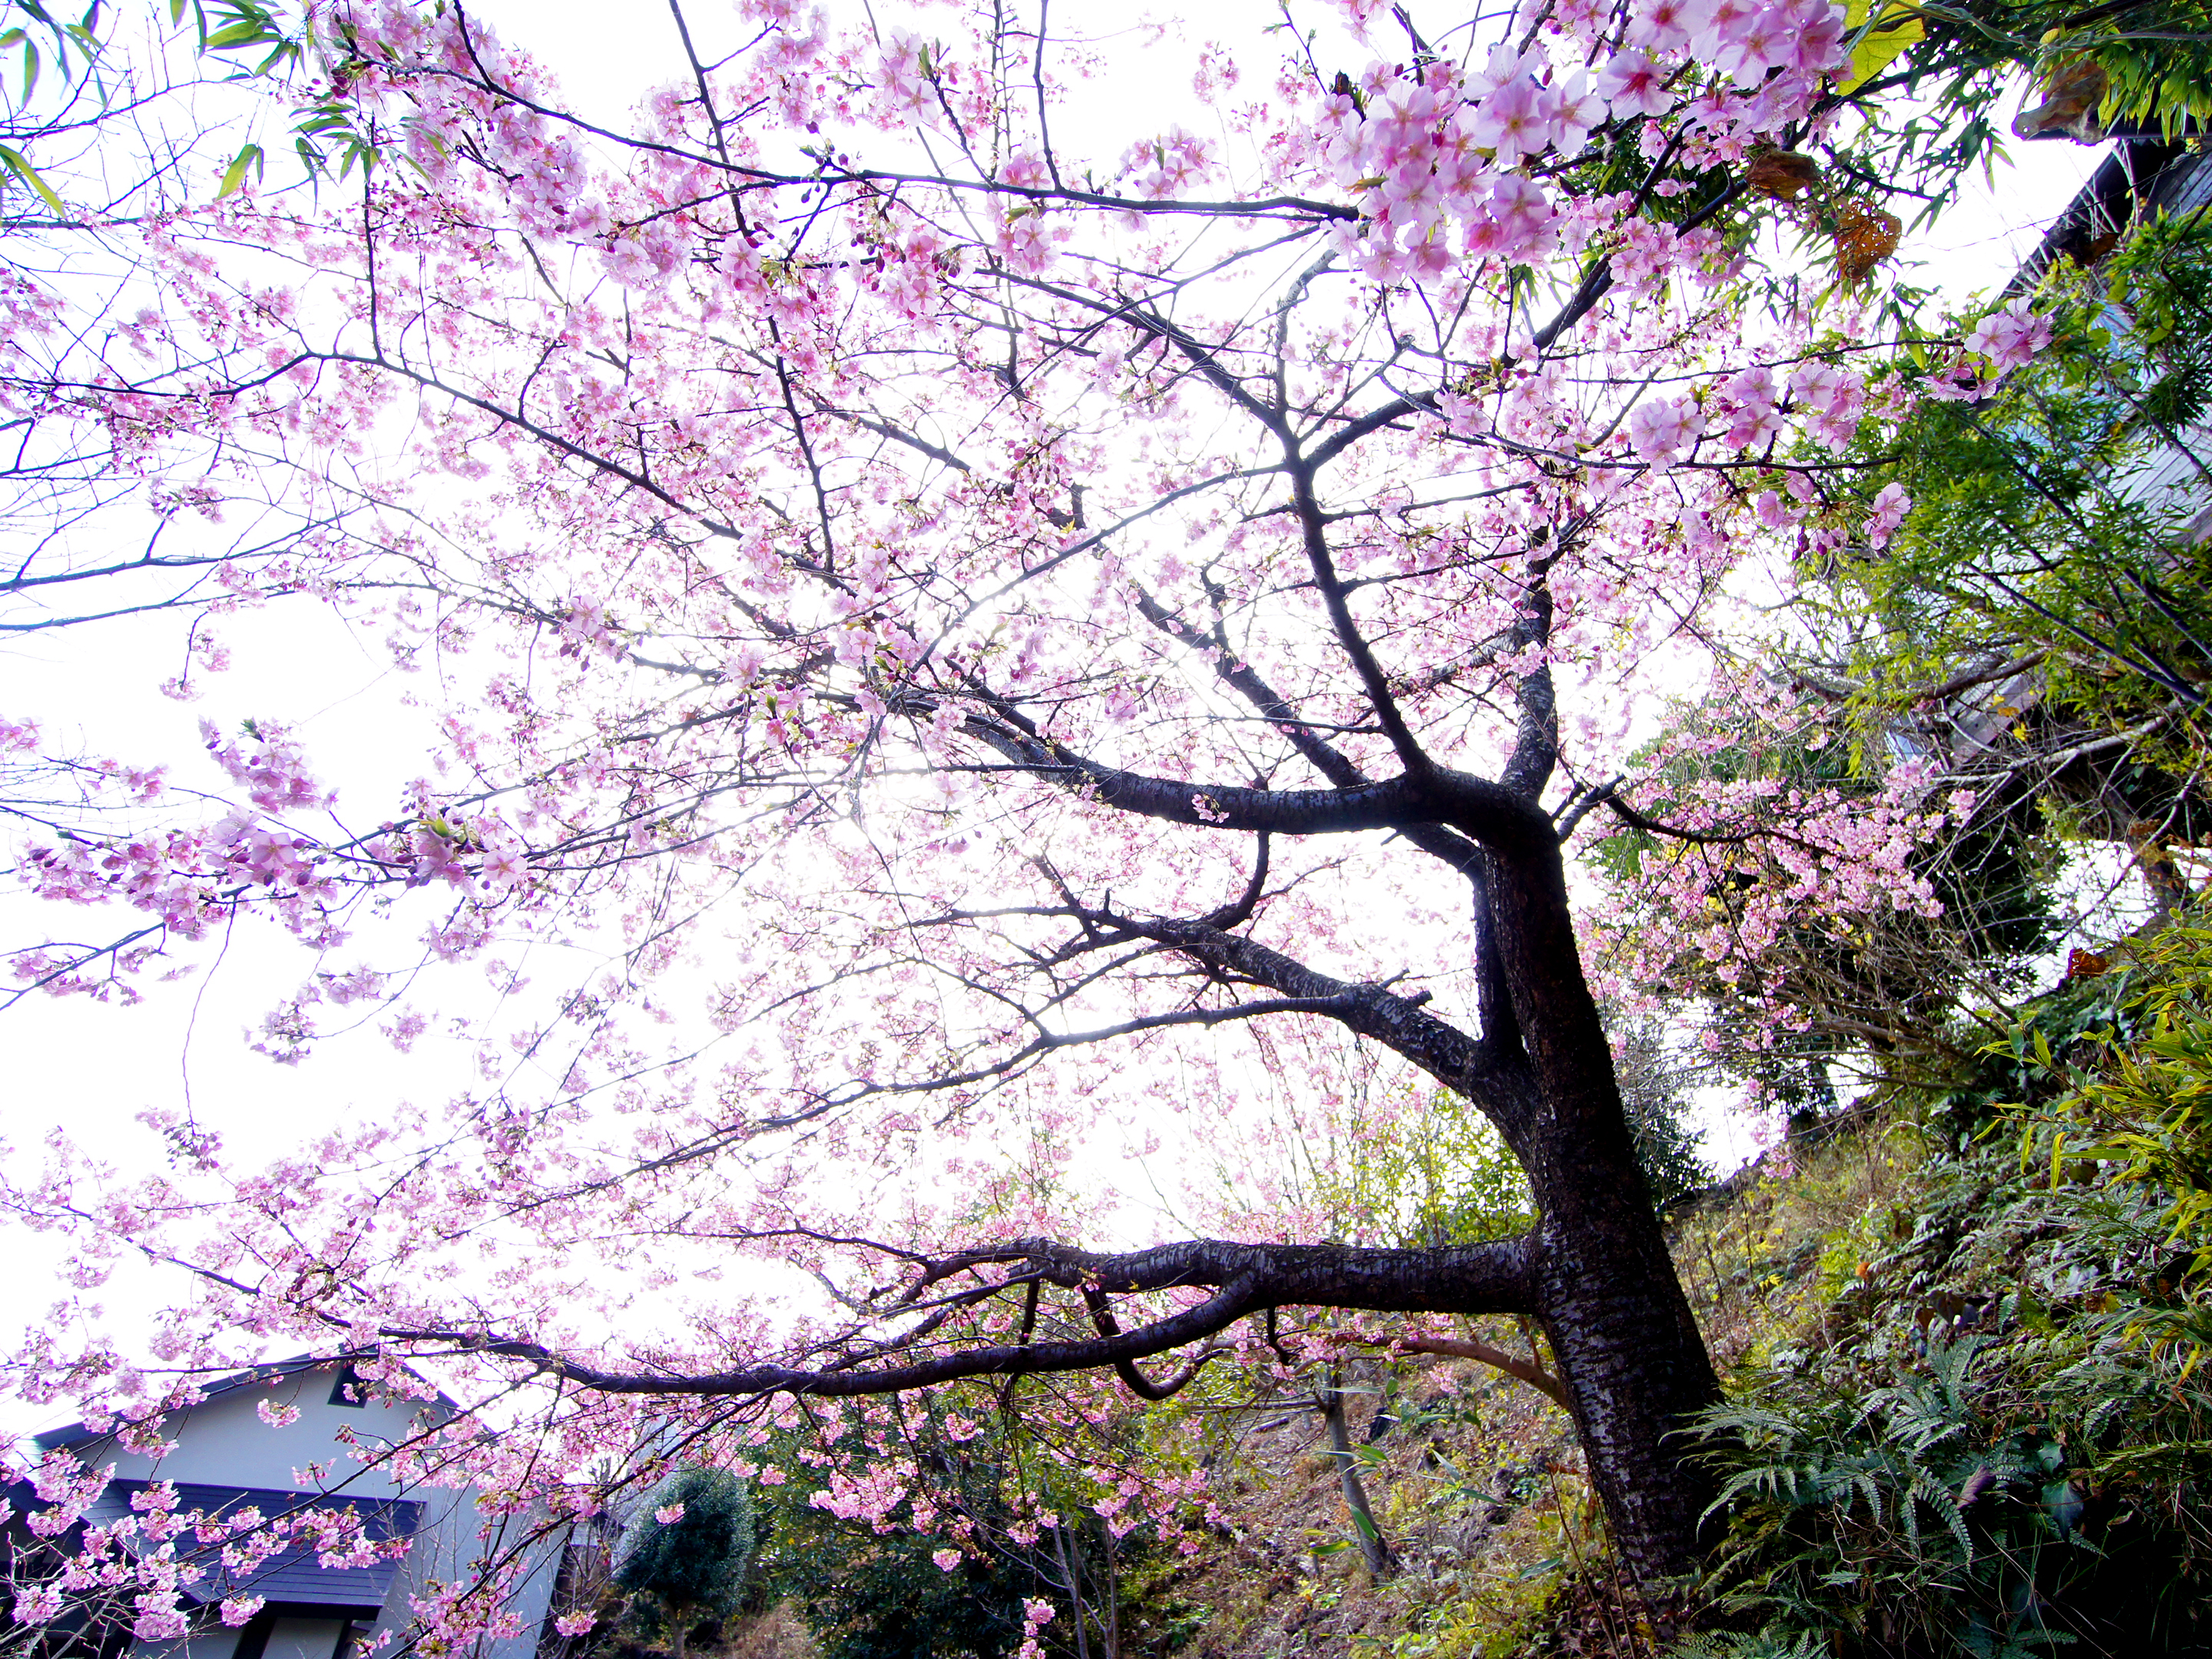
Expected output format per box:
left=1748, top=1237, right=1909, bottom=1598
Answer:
left=369, top=1234, right=1539, bottom=1402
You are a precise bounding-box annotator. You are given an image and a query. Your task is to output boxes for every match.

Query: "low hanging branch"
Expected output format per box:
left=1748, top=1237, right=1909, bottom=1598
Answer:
left=1385, top=1330, right=1570, bottom=1408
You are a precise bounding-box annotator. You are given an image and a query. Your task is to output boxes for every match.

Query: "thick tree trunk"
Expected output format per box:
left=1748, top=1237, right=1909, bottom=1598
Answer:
left=1528, top=1178, right=1720, bottom=1582
left=1477, top=823, right=1725, bottom=1581
left=488, top=792, right=1727, bottom=1588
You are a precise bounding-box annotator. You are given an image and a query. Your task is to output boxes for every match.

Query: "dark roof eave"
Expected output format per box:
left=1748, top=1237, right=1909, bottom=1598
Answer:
left=2006, top=138, right=2187, bottom=297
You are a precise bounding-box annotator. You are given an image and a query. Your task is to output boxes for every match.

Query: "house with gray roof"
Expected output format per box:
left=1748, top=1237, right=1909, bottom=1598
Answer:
left=16, top=1357, right=562, bottom=1659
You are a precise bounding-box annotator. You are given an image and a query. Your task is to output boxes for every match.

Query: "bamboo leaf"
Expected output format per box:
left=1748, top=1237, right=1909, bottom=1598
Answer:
left=215, top=140, right=260, bottom=198
left=0, top=143, right=63, bottom=212
left=202, top=18, right=273, bottom=49
left=1838, top=0, right=1925, bottom=94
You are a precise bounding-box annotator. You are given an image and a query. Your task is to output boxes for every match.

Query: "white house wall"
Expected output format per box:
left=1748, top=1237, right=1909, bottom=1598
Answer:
left=51, top=1369, right=561, bottom=1659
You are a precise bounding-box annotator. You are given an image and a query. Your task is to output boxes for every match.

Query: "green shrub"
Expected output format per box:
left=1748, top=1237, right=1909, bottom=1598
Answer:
left=1680, top=922, right=2212, bottom=1657
left=614, top=1466, right=757, bottom=1657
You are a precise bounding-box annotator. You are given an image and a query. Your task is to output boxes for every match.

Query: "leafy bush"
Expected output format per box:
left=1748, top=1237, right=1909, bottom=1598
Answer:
left=1690, top=1337, right=2118, bottom=1656
left=1681, top=924, right=2212, bottom=1657
left=760, top=1514, right=1031, bottom=1659
left=750, top=1406, right=1154, bottom=1659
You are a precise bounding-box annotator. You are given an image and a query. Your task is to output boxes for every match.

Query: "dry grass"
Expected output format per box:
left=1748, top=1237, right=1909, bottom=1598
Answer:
left=1668, top=1115, right=1925, bottom=1380
left=1130, top=1347, right=1586, bottom=1656
left=658, top=1131, right=1919, bottom=1659
left=1137, top=1124, right=1923, bottom=1657
left=707, top=1604, right=820, bottom=1659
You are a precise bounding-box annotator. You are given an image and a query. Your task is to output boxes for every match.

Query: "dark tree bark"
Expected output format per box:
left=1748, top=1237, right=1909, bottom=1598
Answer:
left=405, top=791, right=1724, bottom=1581
left=356, top=234, right=1727, bottom=1588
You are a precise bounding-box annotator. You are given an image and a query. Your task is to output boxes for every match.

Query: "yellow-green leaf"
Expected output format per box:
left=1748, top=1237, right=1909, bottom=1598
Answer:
left=1838, top=0, right=1924, bottom=93
left=215, top=140, right=260, bottom=198
left=203, top=20, right=277, bottom=51
left=0, top=144, right=63, bottom=213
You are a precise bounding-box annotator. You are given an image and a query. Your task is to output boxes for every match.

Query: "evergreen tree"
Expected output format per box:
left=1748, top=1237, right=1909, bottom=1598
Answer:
left=614, top=1469, right=755, bottom=1659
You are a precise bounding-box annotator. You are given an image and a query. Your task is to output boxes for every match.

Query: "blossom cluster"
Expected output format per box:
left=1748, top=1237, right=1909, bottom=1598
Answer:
left=1310, top=0, right=1849, bottom=282
left=3, top=1454, right=389, bottom=1644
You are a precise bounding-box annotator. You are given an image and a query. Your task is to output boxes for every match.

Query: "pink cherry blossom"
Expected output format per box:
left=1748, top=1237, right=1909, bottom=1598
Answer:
left=1630, top=0, right=1717, bottom=52
left=0, top=0, right=2012, bottom=1633
left=1964, top=300, right=2055, bottom=372
left=1468, top=75, right=1556, bottom=170
left=1628, top=396, right=1704, bottom=466
left=1550, top=72, right=1609, bottom=154
left=1866, top=482, right=1912, bottom=548
left=1596, top=50, right=1674, bottom=118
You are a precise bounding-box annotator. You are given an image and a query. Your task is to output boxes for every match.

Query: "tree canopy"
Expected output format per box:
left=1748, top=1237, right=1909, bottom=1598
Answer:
left=0, top=0, right=2185, bottom=1641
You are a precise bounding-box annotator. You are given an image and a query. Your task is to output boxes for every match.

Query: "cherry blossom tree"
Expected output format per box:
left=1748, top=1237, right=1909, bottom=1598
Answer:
left=1592, top=203, right=2212, bottom=1118
left=0, top=0, right=2085, bottom=1620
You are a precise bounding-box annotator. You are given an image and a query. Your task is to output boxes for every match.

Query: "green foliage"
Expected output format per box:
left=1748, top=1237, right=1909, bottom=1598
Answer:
left=2012, top=922, right=2212, bottom=1367
left=1680, top=919, right=2212, bottom=1657
left=614, top=1467, right=757, bottom=1635
left=1292, top=1061, right=1701, bottom=1243
left=748, top=1402, right=1161, bottom=1659
left=1614, top=1016, right=1714, bottom=1206
left=1356, top=1521, right=1567, bottom=1659
left=0, top=0, right=386, bottom=208
left=1823, top=210, right=2212, bottom=767
left=1610, top=207, right=2212, bottom=1108
left=1814, top=0, right=2212, bottom=258
left=1631, top=1090, right=1710, bottom=1209
left=1693, top=1339, right=2083, bottom=1651
left=759, top=1505, right=1031, bottom=1659
left=1922, top=968, right=2134, bottom=1147
left=187, top=1, right=386, bottom=188
left=1300, top=1086, right=1536, bottom=1249
left=1671, top=1631, right=1829, bottom=1659
left=0, top=0, right=106, bottom=111
left=2015, top=0, right=2212, bottom=140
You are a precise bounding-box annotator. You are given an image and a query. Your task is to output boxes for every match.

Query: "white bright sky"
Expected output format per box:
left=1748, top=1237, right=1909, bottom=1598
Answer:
left=0, top=0, right=2111, bottom=1445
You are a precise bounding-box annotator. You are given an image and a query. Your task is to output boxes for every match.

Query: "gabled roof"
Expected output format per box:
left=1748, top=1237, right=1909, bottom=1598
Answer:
left=31, top=1353, right=458, bottom=1454
left=2008, top=139, right=2212, bottom=296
